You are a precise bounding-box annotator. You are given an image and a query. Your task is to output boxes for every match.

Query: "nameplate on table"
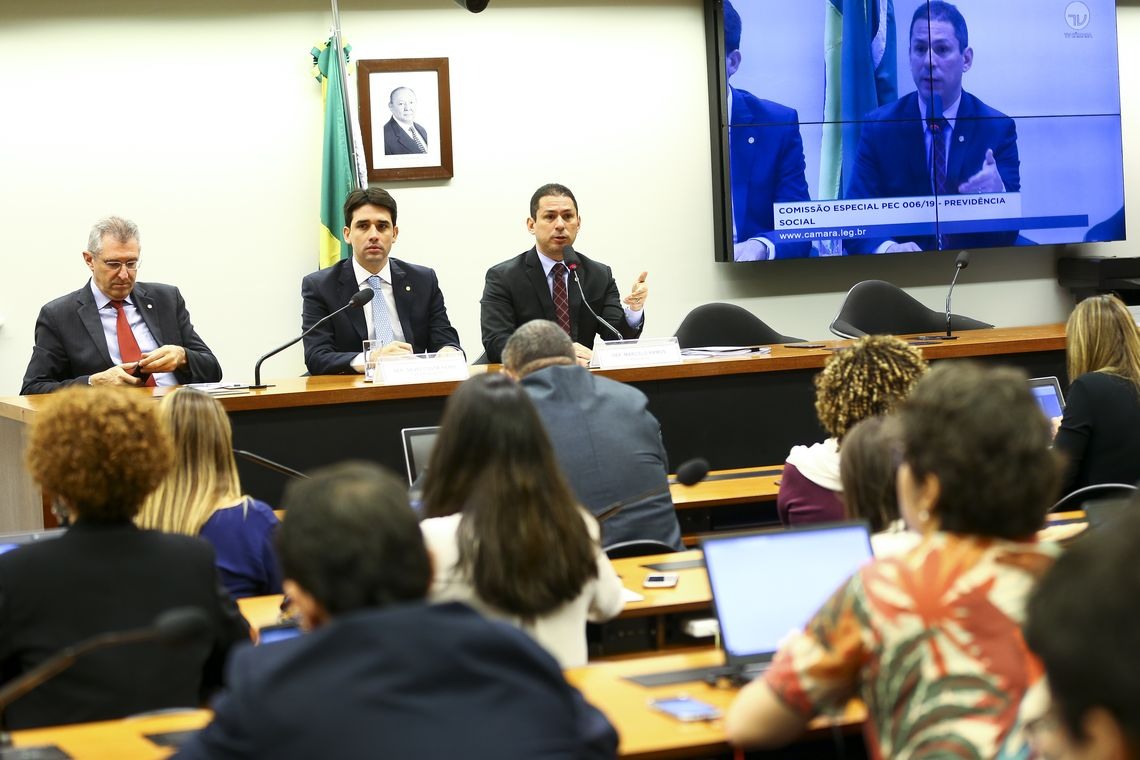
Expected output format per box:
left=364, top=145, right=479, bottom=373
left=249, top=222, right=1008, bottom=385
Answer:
left=376, top=353, right=469, bottom=385
left=593, top=338, right=683, bottom=370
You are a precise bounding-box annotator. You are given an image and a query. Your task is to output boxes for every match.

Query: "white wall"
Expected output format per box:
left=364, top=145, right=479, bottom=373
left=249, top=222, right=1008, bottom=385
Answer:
left=1, top=0, right=1137, bottom=396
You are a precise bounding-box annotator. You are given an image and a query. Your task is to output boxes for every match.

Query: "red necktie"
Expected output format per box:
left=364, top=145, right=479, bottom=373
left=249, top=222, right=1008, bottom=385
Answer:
left=111, top=300, right=155, bottom=387
left=931, top=118, right=950, bottom=194
left=551, top=262, right=572, bottom=337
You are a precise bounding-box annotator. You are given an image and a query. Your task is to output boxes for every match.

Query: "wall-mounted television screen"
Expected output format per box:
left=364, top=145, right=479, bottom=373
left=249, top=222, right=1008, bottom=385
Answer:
left=706, top=0, right=1125, bottom=262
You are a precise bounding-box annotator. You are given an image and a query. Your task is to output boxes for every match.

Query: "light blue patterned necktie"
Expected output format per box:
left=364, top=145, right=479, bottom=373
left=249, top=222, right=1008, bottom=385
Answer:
left=367, top=275, right=395, bottom=345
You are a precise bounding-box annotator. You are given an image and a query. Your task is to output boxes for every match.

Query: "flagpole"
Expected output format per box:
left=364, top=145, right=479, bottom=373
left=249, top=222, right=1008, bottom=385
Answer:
left=330, top=0, right=364, bottom=190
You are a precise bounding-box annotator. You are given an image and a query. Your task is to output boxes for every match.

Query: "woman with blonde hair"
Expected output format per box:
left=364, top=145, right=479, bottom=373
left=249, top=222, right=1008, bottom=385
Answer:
left=138, top=387, right=282, bottom=598
left=1055, top=293, right=1140, bottom=493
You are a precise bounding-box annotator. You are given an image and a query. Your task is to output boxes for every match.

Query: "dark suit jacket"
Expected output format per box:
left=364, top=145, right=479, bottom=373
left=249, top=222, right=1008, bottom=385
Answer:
left=522, top=366, right=682, bottom=550
left=301, top=257, right=460, bottom=375
left=480, top=248, right=642, bottom=364
left=844, top=91, right=1020, bottom=253
left=1054, top=371, right=1140, bottom=494
left=383, top=117, right=429, bottom=155
left=730, top=88, right=813, bottom=259
left=20, top=281, right=221, bottom=395
left=0, top=521, right=249, bottom=730
left=175, top=602, right=618, bottom=760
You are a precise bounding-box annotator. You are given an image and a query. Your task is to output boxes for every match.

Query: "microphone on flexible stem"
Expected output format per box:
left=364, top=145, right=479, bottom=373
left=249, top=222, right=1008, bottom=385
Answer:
left=562, top=245, right=624, bottom=341
left=233, top=449, right=309, bottom=480
left=0, top=607, right=211, bottom=745
left=918, top=251, right=971, bottom=341
left=596, top=458, right=710, bottom=523
left=248, top=288, right=375, bottom=389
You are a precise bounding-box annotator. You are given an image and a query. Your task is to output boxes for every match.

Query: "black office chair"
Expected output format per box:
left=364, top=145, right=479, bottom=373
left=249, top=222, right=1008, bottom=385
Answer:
left=829, top=280, right=992, bottom=339
left=603, top=539, right=679, bottom=559
left=1050, top=482, right=1137, bottom=514
left=674, top=303, right=804, bottom=348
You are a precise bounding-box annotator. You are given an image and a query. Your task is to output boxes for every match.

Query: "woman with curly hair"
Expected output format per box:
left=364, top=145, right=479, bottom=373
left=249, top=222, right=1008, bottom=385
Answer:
left=137, top=387, right=282, bottom=599
left=0, top=387, right=247, bottom=730
left=777, top=334, right=928, bottom=526
left=1054, top=293, right=1140, bottom=493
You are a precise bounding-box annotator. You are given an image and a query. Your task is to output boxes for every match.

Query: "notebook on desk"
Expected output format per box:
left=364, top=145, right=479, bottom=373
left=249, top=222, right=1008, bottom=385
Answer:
left=702, top=521, right=874, bottom=681
left=1028, top=376, right=1065, bottom=419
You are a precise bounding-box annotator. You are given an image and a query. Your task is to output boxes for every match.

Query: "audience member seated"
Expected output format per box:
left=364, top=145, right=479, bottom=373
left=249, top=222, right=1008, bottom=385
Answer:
left=726, top=363, right=1063, bottom=757
left=1024, top=502, right=1140, bottom=760
left=502, top=319, right=683, bottom=550
left=419, top=373, right=624, bottom=667
left=778, top=335, right=927, bottom=526
left=137, top=388, right=283, bottom=599
left=0, top=387, right=248, bottom=730
left=837, top=415, right=919, bottom=557
left=1054, top=294, right=1140, bottom=494
left=177, top=462, right=617, bottom=759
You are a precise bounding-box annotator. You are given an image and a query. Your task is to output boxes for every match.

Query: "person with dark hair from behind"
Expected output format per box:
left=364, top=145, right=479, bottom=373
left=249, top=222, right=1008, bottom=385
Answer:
left=479, top=182, right=647, bottom=364
left=502, top=319, right=683, bottom=550
left=0, top=387, right=247, bottom=730
left=420, top=373, right=624, bottom=668
left=837, top=414, right=919, bottom=557
left=301, top=187, right=461, bottom=375
left=1054, top=293, right=1140, bottom=494
left=177, top=461, right=618, bottom=759
left=727, top=363, right=1063, bottom=757
left=844, top=1, right=1020, bottom=253
left=1023, top=503, right=1140, bottom=760
left=778, top=334, right=927, bottom=526
left=137, top=388, right=283, bottom=599
left=722, top=0, right=812, bottom=261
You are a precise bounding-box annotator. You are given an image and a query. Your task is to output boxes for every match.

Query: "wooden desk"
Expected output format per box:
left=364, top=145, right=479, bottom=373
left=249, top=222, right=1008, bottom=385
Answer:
left=0, top=324, right=1067, bottom=531
left=565, top=649, right=866, bottom=759
left=671, top=466, right=783, bottom=544
left=9, top=709, right=210, bottom=758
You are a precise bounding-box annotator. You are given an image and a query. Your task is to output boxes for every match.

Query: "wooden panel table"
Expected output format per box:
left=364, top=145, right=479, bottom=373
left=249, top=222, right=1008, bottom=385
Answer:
left=9, top=709, right=210, bottom=758
left=0, top=324, right=1067, bottom=531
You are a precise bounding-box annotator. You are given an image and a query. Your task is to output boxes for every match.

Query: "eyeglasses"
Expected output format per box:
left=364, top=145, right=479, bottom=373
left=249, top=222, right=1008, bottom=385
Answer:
left=98, top=259, right=140, bottom=272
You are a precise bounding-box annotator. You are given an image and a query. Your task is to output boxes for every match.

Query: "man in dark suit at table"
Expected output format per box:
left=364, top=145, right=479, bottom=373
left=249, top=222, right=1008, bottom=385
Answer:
left=383, top=86, right=430, bottom=155
left=20, top=216, right=221, bottom=395
left=301, top=187, right=461, bottom=375
left=480, top=183, right=647, bottom=364
left=723, top=0, right=812, bottom=261
left=176, top=462, right=618, bottom=760
left=844, top=1, right=1020, bottom=254
left=503, top=320, right=683, bottom=550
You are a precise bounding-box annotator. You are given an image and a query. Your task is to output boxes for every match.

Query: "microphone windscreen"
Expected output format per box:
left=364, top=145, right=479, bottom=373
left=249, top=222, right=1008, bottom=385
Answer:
left=153, top=607, right=211, bottom=645
left=350, top=288, right=376, bottom=308
left=675, top=458, right=710, bottom=486
left=955, top=251, right=970, bottom=269
left=561, top=244, right=579, bottom=268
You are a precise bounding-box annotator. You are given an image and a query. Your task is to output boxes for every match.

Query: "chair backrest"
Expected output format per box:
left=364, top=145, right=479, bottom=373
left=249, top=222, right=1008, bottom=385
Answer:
left=1051, top=482, right=1138, bottom=513
left=674, top=302, right=803, bottom=348
left=829, top=280, right=992, bottom=338
left=603, top=539, right=679, bottom=559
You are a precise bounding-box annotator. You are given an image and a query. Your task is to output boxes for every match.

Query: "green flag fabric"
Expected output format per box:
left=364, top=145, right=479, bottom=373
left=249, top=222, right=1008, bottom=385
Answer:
left=312, top=37, right=362, bottom=269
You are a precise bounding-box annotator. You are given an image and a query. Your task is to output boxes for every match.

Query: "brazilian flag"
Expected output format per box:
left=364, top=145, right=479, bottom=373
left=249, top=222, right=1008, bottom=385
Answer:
left=312, top=37, right=363, bottom=269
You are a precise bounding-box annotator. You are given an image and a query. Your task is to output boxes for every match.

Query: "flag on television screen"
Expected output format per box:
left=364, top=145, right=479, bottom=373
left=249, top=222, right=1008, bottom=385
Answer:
left=312, top=37, right=367, bottom=269
left=819, top=0, right=898, bottom=200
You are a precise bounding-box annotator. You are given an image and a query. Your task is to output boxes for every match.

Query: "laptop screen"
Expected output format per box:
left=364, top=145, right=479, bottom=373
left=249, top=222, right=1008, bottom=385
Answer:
left=1028, top=377, right=1065, bottom=419
left=401, top=426, right=440, bottom=487
left=702, top=522, right=873, bottom=666
left=0, top=528, right=66, bottom=557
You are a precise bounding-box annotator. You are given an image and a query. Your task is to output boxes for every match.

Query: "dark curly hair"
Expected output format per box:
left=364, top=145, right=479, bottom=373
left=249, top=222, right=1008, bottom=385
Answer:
left=815, top=335, right=928, bottom=442
left=897, top=362, right=1062, bottom=538
left=25, top=387, right=174, bottom=521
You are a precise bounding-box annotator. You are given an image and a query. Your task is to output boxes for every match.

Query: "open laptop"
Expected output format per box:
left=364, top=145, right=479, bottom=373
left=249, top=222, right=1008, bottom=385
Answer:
left=1028, top=376, right=1065, bottom=419
left=702, top=521, right=874, bottom=681
left=0, top=528, right=66, bottom=556
left=401, top=426, right=440, bottom=487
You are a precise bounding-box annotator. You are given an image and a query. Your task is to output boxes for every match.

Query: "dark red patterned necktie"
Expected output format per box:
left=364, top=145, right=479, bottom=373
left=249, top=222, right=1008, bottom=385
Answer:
left=551, top=262, right=572, bottom=336
left=931, top=118, right=950, bottom=194
left=111, top=300, right=155, bottom=386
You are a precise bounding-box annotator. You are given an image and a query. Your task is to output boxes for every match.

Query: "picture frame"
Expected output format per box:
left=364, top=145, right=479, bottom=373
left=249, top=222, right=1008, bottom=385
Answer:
left=357, top=57, right=453, bottom=182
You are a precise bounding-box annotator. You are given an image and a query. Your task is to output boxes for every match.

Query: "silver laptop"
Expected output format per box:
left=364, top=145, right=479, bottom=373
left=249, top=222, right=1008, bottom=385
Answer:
left=401, top=426, right=440, bottom=487
left=1028, top=376, right=1065, bottom=419
left=701, top=521, right=873, bottom=680
left=0, top=528, right=66, bottom=556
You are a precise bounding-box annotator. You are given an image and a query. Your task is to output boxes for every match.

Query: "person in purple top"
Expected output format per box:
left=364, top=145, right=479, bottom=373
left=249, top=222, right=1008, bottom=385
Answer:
left=137, top=388, right=283, bottom=598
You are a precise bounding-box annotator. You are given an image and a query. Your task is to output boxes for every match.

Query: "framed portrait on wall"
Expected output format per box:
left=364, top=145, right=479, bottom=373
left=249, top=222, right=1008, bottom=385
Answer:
left=357, top=57, right=453, bottom=181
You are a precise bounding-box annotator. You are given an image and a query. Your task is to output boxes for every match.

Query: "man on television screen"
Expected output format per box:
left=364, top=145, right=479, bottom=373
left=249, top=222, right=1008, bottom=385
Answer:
left=724, top=0, right=812, bottom=261
left=844, top=1, right=1020, bottom=254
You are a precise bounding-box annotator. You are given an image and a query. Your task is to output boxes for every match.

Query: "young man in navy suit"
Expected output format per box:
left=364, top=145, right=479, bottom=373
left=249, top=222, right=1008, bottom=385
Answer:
left=301, top=187, right=461, bottom=375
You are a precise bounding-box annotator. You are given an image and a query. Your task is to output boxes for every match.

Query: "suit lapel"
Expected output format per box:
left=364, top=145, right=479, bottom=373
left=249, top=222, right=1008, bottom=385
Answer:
left=338, top=260, right=368, bottom=342
left=76, top=284, right=114, bottom=367
left=524, top=248, right=559, bottom=323
left=131, top=283, right=164, bottom=345
left=946, top=93, right=977, bottom=189
left=388, top=259, right=415, bottom=344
